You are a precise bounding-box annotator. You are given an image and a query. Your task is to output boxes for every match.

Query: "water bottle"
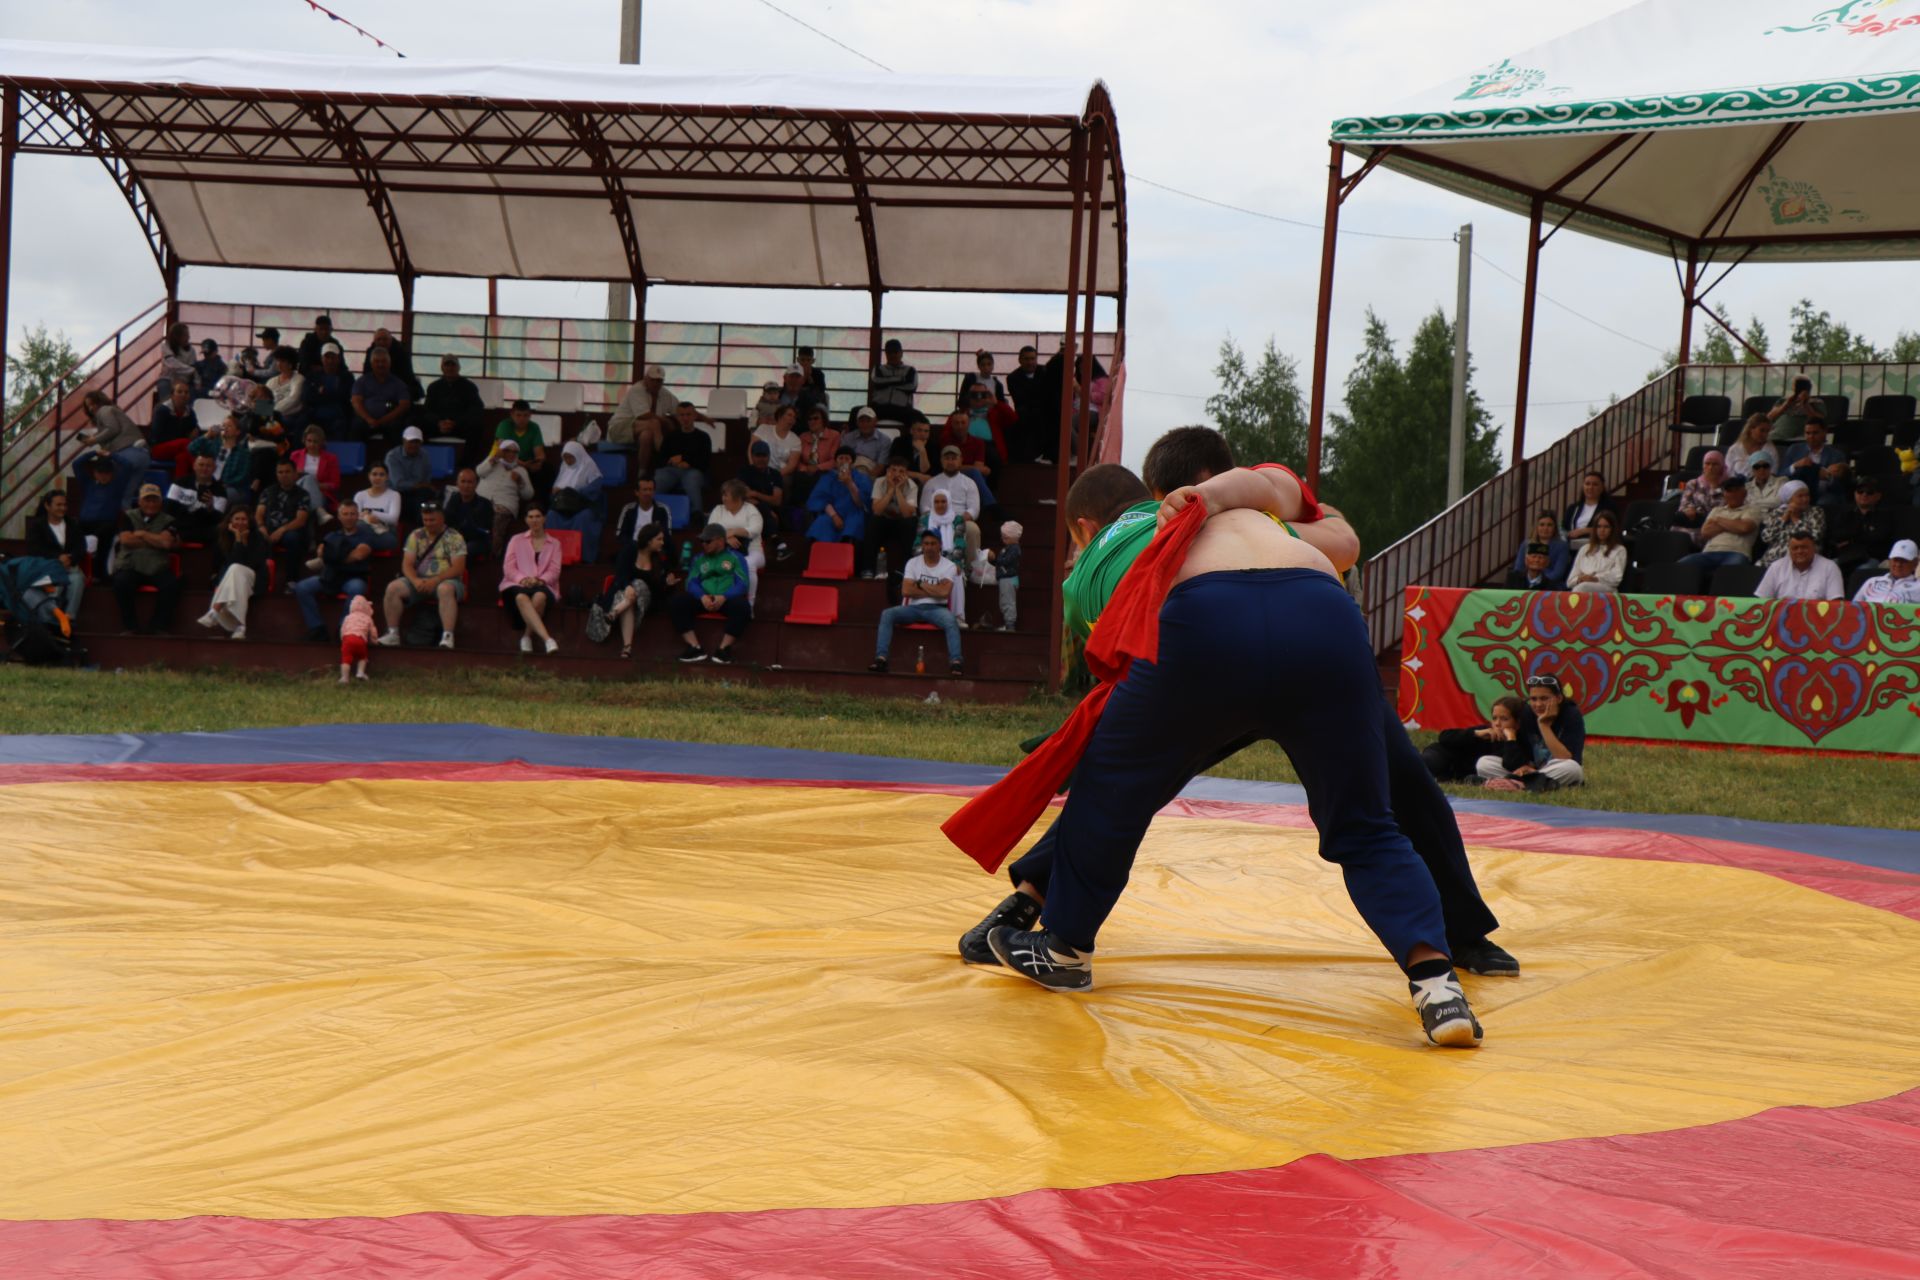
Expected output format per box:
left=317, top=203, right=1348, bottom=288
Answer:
left=915, top=644, right=926, bottom=675
left=875, top=548, right=888, bottom=577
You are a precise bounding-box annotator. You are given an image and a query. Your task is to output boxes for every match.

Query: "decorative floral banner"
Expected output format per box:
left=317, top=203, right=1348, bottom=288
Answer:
left=1399, top=586, right=1920, bottom=755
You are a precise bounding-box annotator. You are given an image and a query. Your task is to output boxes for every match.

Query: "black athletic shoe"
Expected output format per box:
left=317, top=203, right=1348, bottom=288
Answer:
left=958, top=890, right=1042, bottom=965
left=1409, top=970, right=1484, bottom=1048
left=1453, top=937, right=1521, bottom=977
left=709, top=647, right=733, bottom=665
left=677, top=644, right=707, bottom=663
left=987, top=927, right=1093, bottom=992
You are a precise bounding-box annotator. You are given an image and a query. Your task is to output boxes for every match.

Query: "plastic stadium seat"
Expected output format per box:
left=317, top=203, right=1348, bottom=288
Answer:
left=1835, top=420, right=1885, bottom=454
left=472, top=377, right=507, bottom=410
left=425, top=444, right=458, bottom=480
left=593, top=450, right=629, bottom=487
left=707, top=386, right=748, bottom=420
left=696, top=422, right=727, bottom=457
left=1740, top=395, right=1776, bottom=422
left=1715, top=420, right=1744, bottom=449
left=550, top=528, right=583, bottom=565
left=1862, top=394, right=1916, bottom=431
left=784, top=584, right=840, bottom=626
left=658, top=494, right=690, bottom=529
left=1631, top=530, right=1697, bottom=568
left=1708, top=563, right=1764, bottom=599
left=530, top=415, right=560, bottom=449
left=1623, top=498, right=1676, bottom=533
left=1639, top=561, right=1707, bottom=596
left=137, top=553, right=183, bottom=593
left=1821, top=394, right=1850, bottom=427
left=1675, top=395, right=1730, bottom=430
left=539, top=382, right=585, bottom=415
left=803, top=541, right=855, bottom=581
left=331, top=441, right=367, bottom=475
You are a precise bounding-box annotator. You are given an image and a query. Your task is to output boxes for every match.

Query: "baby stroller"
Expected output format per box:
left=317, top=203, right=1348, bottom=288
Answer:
left=0, top=555, right=86, bottom=666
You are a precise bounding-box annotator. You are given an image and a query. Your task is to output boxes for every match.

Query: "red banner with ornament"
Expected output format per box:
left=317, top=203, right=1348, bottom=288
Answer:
left=1399, top=586, right=1920, bottom=755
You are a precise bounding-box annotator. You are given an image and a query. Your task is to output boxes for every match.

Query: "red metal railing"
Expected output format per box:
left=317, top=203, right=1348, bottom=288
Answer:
left=0, top=299, right=167, bottom=536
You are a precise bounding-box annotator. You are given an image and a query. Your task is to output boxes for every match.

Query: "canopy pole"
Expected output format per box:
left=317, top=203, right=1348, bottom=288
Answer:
left=1673, top=241, right=1699, bottom=472
left=1511, top=196, right=1544, bottom=540
left=484, top=278, right=497, bottom=377
left=0, top=87, right=17, bottom=422
left=399, top=272, right=416, bottom=352
left=1306, top=143, right=1345, bottom=487
left=1074, top=121, right=1108, bottom=470
left=634, top=283, right=648, bottom=381
left=163, top=259, right=179, bottom=330
left=1047, top=127, right=1089, bottom=696
left=868, top=291, right=883, bottom=374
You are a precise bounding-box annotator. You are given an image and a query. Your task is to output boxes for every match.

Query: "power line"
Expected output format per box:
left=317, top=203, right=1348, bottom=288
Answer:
left=745, top=0, right=894, bottom=70
left=1470, top=251, right=1665, bottom=354
left=1129, top=175, right=1454, bottom=243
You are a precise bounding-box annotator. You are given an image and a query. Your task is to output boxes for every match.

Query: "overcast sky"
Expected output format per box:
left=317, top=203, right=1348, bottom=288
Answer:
left=5, top=0, right=1917, bottom=470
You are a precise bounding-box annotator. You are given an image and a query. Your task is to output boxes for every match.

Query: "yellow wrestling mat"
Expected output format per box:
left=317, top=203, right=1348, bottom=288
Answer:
left=3, top=777, right=1918, bottom=1221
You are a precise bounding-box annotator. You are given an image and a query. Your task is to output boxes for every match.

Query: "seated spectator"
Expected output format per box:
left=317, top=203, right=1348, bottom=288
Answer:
left=612, top=474, right=671, bottom=547
left=363, top=327, right=422, bottom=400
left=988, top=519, right=1022, bottom=630
left=255, top=457, right=314, bottom=586
left=352, top=463, right=404, bottom=551
left=424, top=354, right=487, bottom=462
left=789, top=405, right=841, bottom=507
left=1783, top=419, right=1851, bottom=509
left=668, top=522, right=751, bottom=664
left=1758, top=480, right=1824, bottom=568
left=491, top=399, right=547, bottom=472
left=608, top=363, right=710, bottom=466
left=1853, top=538, right=1920, bottom=605
left=923, top=445, right=985, bottom=554
left=1506, top=542, right=1556, bottom=591
left=241, top=380, right=290, bottom=480
left=845, top=406, right=893, bottom=475
left=938, top=411, right=1003, bottom=510
left=1678, top=475, right=1760, bottom=572
left=917, top=489, right=970, bottom=616
left=751, top=405, right=804, bottom=479
left=736, top=439, right=790, bottom=560
left=1561, top=472, right=1617, bottom=548
left=869, top=530, right=964, bottom=676
left=1566, top=509, right=1627, bottom=591
left=889, top=418, right=938, bottom=484
left=164, top=453, right=230, bottom=544
left=376, top=501, right=467, bottom=649
left=778, top=364, right=828, bottom=420
left=296, top=314, right=336, bottom=377
left=1674, top=451, right=1727, bottom=531
left=384, top=426, right=438, bottom=523
left=305, top=344, right=356, bottom=438
left=861, top=456, right=919, bottom=580
left=1725, top=414, right=1777, bottom=479
left=708, top=479, right=766, bottom=603
left=352, top=346, right=413, bottom=447
left=160, top=321, right=198, bottom=397
left=752, top=379, right=783, bottom=428
left=290, top=424, right=341, bottom=518
left=804, top=446, right=870, bottom=545
left=1422, top=695, right=1529, bottom=782
left=474, top=442, right=535, bottom=556
left=501, top=503, right=564, bottom=655
left=958, top=349, right=1007, bottom=406
left=1766, top=376, right=1825, bottom=446
left=251, top=327, right=280, bottom=381
left=196, top=507, right=269, bottom=640
left=654, top=400, right=714, bottom=514
left=546, top=441, right=605, bottom=556
left=1756, top=530, right=1844, bottom=601
left=795, top=345, right=830, bottom=412
left=1007, top=344, right=1046, bottom=460
left=233, top=345, right=263, bottom=381
left=594, top=522, right=679, bottom=660
left=77, top=390, right=151, bottom=509
left=73, top=453, right=126, bottom=555
left=27, top=491, right=86, bottom=620
left=441, top=467, right=495, bottom=560
left=294, top=499, right=376, bottom=641
left=1825, top=477, right=1895, bottom=575
left=267, top=346, right=308, bottom=431
left=1743, top=454, right=1782, bottom=514
left=148, top=378, right=199, bottom=477
left=109, top=484, right=180, bottom=635
left=1478, top=675, right=1586, bottom=792
left=868, top=338, right=926, bottom=425
left=194, top=338, right=228, bottom=395
left=960, top=379, right=1016, bottom=461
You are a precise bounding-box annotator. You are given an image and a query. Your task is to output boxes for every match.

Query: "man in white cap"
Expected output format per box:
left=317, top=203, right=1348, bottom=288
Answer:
left=608, top=363, right=711, bottom=467
left=1853, top=538, right=1920, bottom=605
left=384, top=425, right=438, bottom=523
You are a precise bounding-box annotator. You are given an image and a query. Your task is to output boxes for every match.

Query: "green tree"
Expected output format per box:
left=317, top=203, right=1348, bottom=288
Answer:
left=4, top=324, right=87, bottom=428
left=1890, top=330, right=1920, bottom=363
left=1319, top=308, right=1503, bottom=557
left=1744, top=318, right=1772, bottom=363
left=1785, top=298, right=1881, bottom=363
left=1204, top=335, right=1307, bottom=472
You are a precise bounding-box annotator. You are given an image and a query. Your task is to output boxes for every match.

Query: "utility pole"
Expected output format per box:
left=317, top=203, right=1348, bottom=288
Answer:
left=1447, top=223, right=1472, bottom=506
left=606, top=0, right=641, bottom=327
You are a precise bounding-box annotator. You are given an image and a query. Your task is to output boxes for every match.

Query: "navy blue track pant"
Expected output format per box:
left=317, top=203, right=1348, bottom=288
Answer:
left=1024, top=569, right=1450, bottom=967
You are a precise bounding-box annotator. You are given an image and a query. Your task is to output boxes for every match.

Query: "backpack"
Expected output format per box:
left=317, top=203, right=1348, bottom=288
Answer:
left=5, top=586, right=83, bottom=666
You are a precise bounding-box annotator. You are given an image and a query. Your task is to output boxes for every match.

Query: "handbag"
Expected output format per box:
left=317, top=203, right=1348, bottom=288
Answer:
left=551, top=487, right=588, bottom=515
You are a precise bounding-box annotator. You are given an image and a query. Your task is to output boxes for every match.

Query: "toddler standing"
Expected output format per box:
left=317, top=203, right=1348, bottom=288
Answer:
left=990, top=521, right=1022, bottom=630
left=338, top=595, right=377, bottom=683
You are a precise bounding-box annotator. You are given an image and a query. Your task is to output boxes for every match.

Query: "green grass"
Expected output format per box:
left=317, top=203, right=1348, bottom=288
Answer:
left=0, top=666, right=1901, bottom=832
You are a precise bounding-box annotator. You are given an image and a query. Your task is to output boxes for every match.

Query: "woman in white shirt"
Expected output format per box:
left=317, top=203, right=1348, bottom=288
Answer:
left=352, top=464, right=403, bottom=550
left=267, top=348, right=307, bottom=427
left=707, top=479, right=766, bottom=602
left=1566, top=510, right=1626, bottom=592
left=1724, top=414, right=1777, bottom=479
left=751, top=405, right=804, bottom=478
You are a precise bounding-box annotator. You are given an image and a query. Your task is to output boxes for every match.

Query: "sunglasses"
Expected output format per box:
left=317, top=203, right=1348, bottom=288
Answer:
left=1524, top=676, right=1561, bottom=690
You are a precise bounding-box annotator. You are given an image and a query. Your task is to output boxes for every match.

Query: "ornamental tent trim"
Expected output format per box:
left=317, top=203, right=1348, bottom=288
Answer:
left=0, top=39, right=1126, bottom=693
left=1305, top=0, right=1920, bottom=486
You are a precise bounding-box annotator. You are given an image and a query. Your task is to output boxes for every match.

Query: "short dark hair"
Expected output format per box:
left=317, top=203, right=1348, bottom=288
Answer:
left=1019, top=345, right=1037, bottom=356
left=797, top=345, right=815, bottom=358
left=1788, top=528, right=1816, bottom=542
left=1793, top=376, right=1813, bottom=393
left=920, top=529, right=941, bottom=543
left=834, top=445, right=856, bottom=459
left=510, top=399, right=531, bottom=412
left=1066, top=463, right=1150, bottom=531
left=1142, top=426, right=1235, bottom=496
left=273, top=346, right=298, bottom=367
left=258, top=327, right=280, bottom=342
left=1857, top=477, right=1881, bottom=497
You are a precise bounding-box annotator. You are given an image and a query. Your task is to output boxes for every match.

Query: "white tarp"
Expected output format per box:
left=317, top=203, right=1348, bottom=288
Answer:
left=1332, top=0, right=1920, bottom=261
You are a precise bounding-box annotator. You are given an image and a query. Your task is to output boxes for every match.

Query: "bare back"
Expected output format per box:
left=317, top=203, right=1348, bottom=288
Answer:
left=1174, top=508, right=1339, bottom=585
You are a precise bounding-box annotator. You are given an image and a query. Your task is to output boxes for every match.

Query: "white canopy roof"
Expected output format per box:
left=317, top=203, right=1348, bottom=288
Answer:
left=1332, top=0, right=1920, bottom=262
left=0, top=40, right=1124, bottom=295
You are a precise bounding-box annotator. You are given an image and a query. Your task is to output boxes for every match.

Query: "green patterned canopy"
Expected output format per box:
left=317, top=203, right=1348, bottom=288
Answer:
left=1333, top=1, right=1920, bottom=261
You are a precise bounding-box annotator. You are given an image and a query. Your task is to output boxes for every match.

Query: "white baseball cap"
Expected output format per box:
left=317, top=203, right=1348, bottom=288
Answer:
left=1891, top=539, right=1919, bottom=562
left=402, top=425, right=425, bottom=442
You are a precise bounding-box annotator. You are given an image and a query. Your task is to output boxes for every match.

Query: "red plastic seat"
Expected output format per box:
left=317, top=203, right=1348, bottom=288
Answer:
left=785, top=584, right=839, bottom=626
left=803, top=541, right=855, bottom=580
left=550, top=528, right=584, bottom=565
left=136, top=553, right=183, bottom=593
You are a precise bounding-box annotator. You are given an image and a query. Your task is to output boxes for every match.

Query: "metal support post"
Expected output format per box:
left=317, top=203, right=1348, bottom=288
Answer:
left=1305, top=143, right=1345, bottom=486
left=1511, top=197, right=1544, bottom=537
left=1046, top=129, right=1089, bottom=696
left=1447, top=223, right=1471, bottom=506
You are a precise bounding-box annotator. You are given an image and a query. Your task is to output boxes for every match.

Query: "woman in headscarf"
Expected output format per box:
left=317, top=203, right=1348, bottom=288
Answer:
left=1758, top=479, right=1825, bottom=567
left=916, top=488, right=968, bottom=620
left=1675, top=450, right=1727, bottom=530
left=544, top=440, right=606, bottom=558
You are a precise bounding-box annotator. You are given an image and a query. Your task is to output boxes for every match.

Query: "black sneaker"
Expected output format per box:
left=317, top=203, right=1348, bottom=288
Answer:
left=867, top=657, right=889, bottom=673
left=987, top=927, right=1093, bottom=992
left=1410, top=970, right=1484, bottom=1048
left=677, top=644, right=707, bottom=663
left=958, top=890, right=1042, bottom=965
left=710, top=647, right=733, bottom=665
left=1453, top=936, right=1520, bottom=977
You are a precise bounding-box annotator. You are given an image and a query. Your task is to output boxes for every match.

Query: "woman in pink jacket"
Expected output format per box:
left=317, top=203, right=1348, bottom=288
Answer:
left=501, top=502, right=564, bottom=654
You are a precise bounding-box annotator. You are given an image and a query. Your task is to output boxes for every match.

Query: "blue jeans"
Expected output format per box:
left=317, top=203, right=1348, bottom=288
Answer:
left=877, top=604, right=961, bottom=664
left=1032, top=569, right=1448, bottom=964
left=1678, top=550, right=1750, bottom=571
left=294, top=574, right=367, bottom=631
left=654, top=465, right=706, bottom=514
